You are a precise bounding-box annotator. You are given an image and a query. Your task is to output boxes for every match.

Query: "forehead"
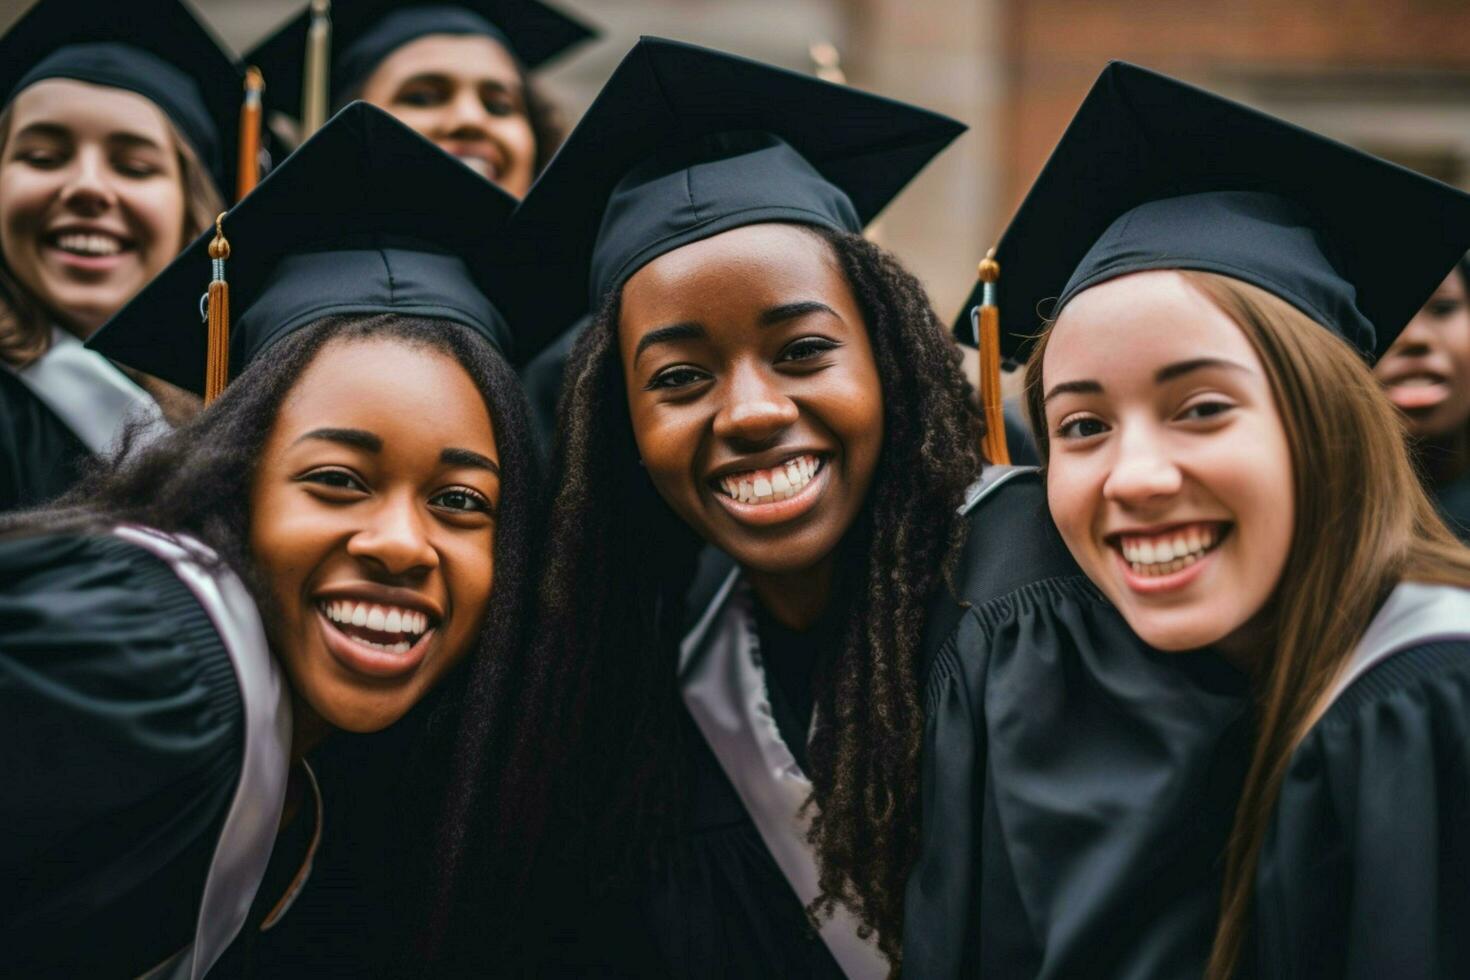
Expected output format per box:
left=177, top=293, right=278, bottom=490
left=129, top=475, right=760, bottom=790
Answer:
left=8, top=78, right=172, bottom=141
left=621, top=223, right=845, bottom=318
left=275, top=334, right=498, bottom=455
left=1044, top=270, right=1260, bottom=383
left=369, top=33, right=519, bottom=85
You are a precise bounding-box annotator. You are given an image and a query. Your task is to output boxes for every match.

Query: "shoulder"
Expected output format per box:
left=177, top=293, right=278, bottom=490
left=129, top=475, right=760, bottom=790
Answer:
left=0, top=529, right=243, bottom=775
left=1313, top=637, right=1470, bottom=737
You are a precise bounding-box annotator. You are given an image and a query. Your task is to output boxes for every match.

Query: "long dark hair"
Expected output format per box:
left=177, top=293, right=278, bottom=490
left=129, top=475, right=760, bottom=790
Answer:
left=524, top=226, right=981, bottom=969
left=1, top=313, right=544, bottom=971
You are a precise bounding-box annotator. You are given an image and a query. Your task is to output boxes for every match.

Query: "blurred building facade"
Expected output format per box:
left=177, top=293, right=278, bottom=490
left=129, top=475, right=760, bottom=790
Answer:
left=4, top=0, right=1467, bottom=317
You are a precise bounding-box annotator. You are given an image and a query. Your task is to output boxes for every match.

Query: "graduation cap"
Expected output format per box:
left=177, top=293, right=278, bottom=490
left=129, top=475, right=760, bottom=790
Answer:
left=87, top=102, right=521, bottom=400
left=506, top=35, right=967, bottom=351
left=955, top=61, right=1470, bottom=364
left=0, top=0, right=254, bottom=198
left=247, top=0, right=597, bottom=129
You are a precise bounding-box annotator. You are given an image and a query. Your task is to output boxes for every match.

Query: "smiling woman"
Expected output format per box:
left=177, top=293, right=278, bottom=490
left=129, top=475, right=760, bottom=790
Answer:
left=0, top=0, right=234, bottom=513
left=1000, top=64, right=1470, bottom=980
left=247, top=0, right=596, bottom=197
left=0, top=106, right=543, bottom=977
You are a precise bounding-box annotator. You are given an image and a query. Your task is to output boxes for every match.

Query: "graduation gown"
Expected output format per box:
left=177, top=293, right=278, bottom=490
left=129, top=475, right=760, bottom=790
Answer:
left=1250, top=582, right=1470, bottom=979
left=0, top=328, right=163, bottom=512
left=1431, top=468, right=1470, bottom=543
left=904, top=467, right=1253, bottom=979
left=0, top=527, right=301, bottom=979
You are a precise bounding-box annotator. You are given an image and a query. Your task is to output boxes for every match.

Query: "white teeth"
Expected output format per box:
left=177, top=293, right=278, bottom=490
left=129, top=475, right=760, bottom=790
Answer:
left=55, top=232, right=122, bottom=256
left=1119, top=525, right=1225, bottom=576
left=321, top=600, right=430, bottom=638
left=717, top=454, right=824, bottom=504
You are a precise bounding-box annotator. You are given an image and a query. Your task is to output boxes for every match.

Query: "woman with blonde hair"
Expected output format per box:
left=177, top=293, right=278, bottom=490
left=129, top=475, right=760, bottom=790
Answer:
left=1003, top=64, right=1470, bottom=978
left=0, top=0, right=236, bottom=511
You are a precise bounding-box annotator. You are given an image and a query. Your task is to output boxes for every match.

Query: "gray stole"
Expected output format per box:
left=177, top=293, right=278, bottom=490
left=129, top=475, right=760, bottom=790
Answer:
left=4, top=327, right=164, bottom=454
left=1302, top=581, right=1470, bottom=733
left=115, top=526, right=292, bottom=980
left=680, top=570, right=888, bottom=980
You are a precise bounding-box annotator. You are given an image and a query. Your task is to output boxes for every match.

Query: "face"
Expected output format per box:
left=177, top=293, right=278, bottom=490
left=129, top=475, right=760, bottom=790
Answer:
left=1373, top=268, right=1470, bottom=441
left=620, top=223, right=884, bottom=579
left=0, top=79, right=187, bottom=336
left=360, top=34, right=536, bottom=197
left=1041, top=271, right=1294, bottom=659
left=250, top=336, right=501, bottom=733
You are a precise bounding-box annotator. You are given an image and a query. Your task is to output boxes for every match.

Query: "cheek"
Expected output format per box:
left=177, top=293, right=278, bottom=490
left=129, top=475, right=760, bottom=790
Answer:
left=1044, top=456, right=1102, bottom=554
left=0, top=169, right=47, bottom=248
left=248, top=484, right=332, bottom=601
left=128, top=179, right=186, bottom=260
left=441, top=534, right=496, bottom=653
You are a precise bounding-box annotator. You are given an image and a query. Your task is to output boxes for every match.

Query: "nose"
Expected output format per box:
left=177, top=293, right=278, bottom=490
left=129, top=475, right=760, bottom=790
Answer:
left=1102, top=424, right=1183, bottom=507
left=59, top=147, right=116, bottom=216
left=441, top=86, right=492, bottom=139
left=712, top=361, right=799, bottom=446
left=1390, top=312, right=1435, bottom=356
left=346, top=492, right=440, bottom=577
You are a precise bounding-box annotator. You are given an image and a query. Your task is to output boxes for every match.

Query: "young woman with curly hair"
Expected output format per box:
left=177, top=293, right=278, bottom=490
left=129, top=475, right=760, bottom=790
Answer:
left=1010, top=64, right=1470, bottom=979
left=0, top=106, right=543, bottom=978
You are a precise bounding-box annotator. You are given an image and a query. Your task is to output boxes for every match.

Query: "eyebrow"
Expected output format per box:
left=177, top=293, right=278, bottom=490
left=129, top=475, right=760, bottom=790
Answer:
left=11, top=122, right=163, bottom=151
left=293, top=427, right=382, bottom=452
left=1044, top=356, right=1255, bottom=402
left=441, top=447, right=500, bottom=474
left=759, top=300, right=838, bottom=326
left=634, top=322, right=705, bottom=364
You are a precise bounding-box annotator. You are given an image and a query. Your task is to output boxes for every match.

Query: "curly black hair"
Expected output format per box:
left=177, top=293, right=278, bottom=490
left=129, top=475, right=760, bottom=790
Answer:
left=1, top=313, right=544, bottom=972
left=523, top=225, right=982, bottom=971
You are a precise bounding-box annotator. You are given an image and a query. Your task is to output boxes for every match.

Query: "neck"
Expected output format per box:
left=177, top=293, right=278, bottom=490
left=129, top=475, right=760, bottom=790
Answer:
left=1415, top=426, right=1470, bottom=487
left=746, top=555, right=837, bottom=631
left=288, top=691, right=332, bottom=765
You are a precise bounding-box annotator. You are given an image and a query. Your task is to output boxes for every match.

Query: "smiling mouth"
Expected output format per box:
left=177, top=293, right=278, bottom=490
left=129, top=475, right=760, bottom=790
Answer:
left=47, top=230, right=131, bottom=258
left=712, top=453, right=825, bottom=504
left=318, top=598, right=434, bottom=654
left=450, top=153, right=501, bottom=181
left=1109, top=521, right=1231, bottom=578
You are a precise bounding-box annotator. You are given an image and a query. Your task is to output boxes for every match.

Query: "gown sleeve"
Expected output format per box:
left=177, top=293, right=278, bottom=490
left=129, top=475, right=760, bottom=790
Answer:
left=906, top=471, right=1252, bottom=980
left=0, top=368, right=90, bottom=513
left=0, top=531, right=244, bottom=977
left=1253, top=640, right=1470, bottom=980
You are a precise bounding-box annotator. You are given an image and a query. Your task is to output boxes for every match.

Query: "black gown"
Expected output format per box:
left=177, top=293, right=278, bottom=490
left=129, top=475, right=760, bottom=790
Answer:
left=1250, top=639, right=1470, bottom=979
left=0, top=369, right=89, bottom=512
left=545, top=555, right=852, bottom=979
left=0, top=531, right=314, bottom=978
left=905, top=468, right=1253, bottom=978
left=1432, top=469, right=1470, bottom=542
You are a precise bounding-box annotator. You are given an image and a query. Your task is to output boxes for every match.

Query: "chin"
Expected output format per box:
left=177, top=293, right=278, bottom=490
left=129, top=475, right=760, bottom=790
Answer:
left=309, top=691, right=408, bottom=734
left=1119, top=606, right=1236, bottom=654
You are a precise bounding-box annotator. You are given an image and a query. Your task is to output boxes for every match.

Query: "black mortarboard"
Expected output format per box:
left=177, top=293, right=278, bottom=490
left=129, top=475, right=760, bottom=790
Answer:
left=87, top=102, right=521, bottom=395
left=247, top=0, right=596, bottom=121
left=0, top=0, right=246, bottom=196
left=954, top=61, right=1470, bottom=361
left=507, top=36, right=966, bottom=350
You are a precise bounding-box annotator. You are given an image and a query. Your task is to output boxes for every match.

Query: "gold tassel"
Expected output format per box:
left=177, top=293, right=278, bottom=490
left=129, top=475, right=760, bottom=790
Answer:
left=974, top=249, right=1010, bottom=465
left=301, top=0, right=332, bottom=138
left=236, top=67, right=265, bottom=201
left=204, top=213, right=231, bottom=404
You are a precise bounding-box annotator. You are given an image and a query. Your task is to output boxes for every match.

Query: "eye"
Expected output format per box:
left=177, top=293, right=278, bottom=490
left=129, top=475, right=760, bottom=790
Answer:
left=645, top=365, right=711, bottom=391
left=480, top=94, right=518, bottom=118
left=17, top=149, right=63, bottom=168
left=430, top=486, right=494, bottom=515
left=296, top=466, right=368, bottom=496
left=1427, top=299, right=1465, bottom=319
left=778, top=337, right=840, bottom=363
left=1057, top=414, right=1108, bottom=440
left=114, top=158, right=159, bottom=178
left=1177, top=398, right=1235, bottom=422
left=395, top=84, right=447, bottom=108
